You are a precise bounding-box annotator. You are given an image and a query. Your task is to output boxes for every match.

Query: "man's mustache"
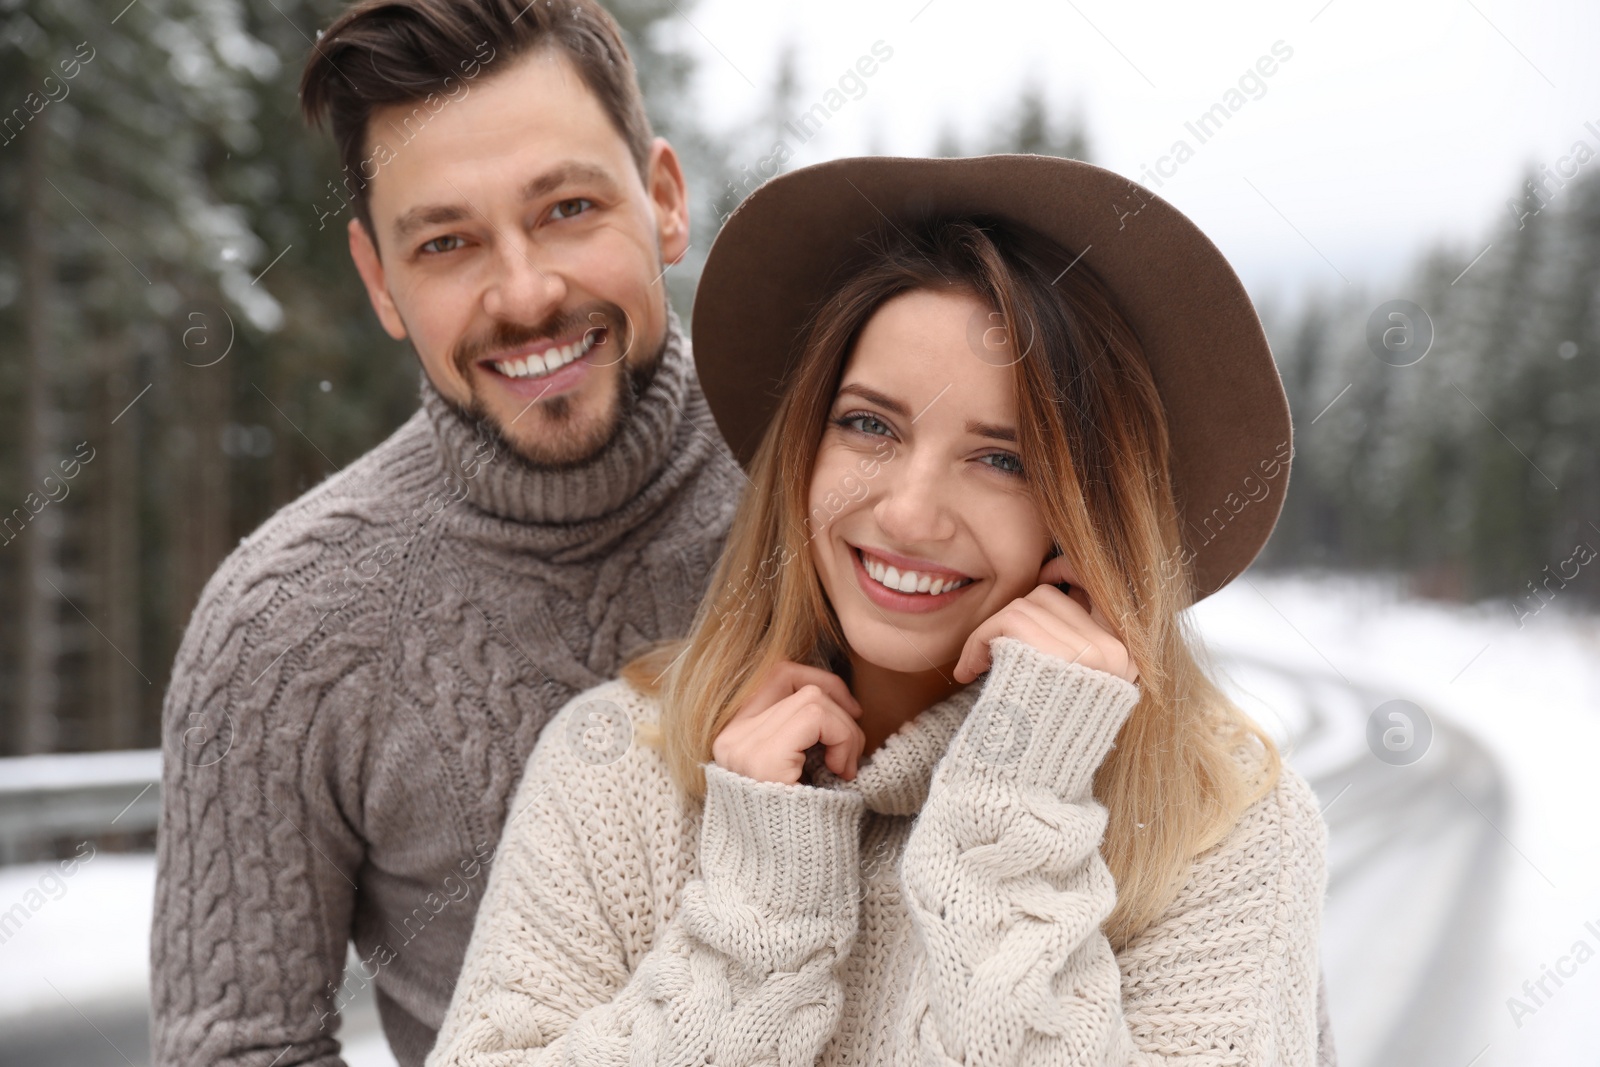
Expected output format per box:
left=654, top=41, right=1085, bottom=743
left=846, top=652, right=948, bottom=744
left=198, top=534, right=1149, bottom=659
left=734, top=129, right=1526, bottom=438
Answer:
left=452, top=304, right=630, bottom=375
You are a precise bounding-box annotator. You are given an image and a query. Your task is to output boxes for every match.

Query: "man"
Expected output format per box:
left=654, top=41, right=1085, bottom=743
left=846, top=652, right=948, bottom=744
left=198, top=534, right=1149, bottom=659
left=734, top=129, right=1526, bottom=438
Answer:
left=148, top=1, right=742, bottom=1062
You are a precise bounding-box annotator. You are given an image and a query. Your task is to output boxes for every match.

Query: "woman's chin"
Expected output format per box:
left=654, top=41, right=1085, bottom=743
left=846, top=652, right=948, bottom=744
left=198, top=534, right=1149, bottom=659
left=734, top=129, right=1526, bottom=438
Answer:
left=840, top=621, right=963, bottom=677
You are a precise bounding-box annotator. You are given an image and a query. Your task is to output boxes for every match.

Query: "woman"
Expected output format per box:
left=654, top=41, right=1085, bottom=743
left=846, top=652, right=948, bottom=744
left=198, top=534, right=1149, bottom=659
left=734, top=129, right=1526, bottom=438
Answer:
left=427, top=155, right=1330, bottom=1066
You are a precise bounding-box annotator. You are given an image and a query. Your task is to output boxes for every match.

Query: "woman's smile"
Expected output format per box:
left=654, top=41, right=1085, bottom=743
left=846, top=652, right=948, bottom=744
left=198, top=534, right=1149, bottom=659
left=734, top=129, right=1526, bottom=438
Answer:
left=848, top=543, right=978, bottom=613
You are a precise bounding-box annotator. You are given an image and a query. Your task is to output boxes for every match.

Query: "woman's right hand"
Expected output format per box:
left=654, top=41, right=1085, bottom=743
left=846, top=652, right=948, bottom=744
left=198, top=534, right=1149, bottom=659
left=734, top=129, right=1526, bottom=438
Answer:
left=711, top=662, right=865, bottom=786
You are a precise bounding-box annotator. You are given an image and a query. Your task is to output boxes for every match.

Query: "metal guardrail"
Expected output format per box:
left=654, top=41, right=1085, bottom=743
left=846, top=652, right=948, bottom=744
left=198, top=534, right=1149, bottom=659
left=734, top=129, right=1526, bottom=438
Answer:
left=0, top=749, right=161, bottom=865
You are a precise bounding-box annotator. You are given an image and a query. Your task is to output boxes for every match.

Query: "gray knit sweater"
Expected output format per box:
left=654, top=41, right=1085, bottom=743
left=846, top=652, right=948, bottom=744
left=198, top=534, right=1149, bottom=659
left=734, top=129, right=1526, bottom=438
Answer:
left=149, top=316, right=744, bottom=1067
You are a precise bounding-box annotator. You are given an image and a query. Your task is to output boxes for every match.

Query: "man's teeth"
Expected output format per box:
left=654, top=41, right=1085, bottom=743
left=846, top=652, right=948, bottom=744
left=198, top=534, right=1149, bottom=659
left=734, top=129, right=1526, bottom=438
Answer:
left=491, top=333, right=596, bottom=379
left=859, top=550, right=971, bottom=595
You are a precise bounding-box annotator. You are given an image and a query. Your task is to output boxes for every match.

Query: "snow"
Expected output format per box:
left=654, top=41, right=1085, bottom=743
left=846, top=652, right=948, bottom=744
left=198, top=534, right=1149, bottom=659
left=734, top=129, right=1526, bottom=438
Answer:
left=0, top=857, right=397, bottom=1065
left=0, top=852, right=153, bottom=1018
left=1191, top=570, right=1600, bottom=1067
left=2, top=570, right=1597, bottom=1065
left=0, top=749, right=161, bottom=793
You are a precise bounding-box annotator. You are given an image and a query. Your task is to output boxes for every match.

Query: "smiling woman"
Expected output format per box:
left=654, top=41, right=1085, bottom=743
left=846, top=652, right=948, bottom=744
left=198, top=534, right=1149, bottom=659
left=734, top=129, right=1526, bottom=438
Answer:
left=429, top=154, right=1333, bottom=1067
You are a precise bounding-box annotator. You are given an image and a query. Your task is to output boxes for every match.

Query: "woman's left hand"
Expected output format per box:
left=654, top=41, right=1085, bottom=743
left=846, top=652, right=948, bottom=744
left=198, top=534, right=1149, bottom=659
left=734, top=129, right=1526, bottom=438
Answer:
left=951, top=554, right=1139, bottom=685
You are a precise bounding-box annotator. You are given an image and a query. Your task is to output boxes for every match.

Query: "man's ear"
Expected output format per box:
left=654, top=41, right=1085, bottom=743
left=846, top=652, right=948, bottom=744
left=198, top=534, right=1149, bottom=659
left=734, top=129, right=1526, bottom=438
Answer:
left=644, top=137, right=690, bottom=267
left=348, top=217, right=409, bottom=340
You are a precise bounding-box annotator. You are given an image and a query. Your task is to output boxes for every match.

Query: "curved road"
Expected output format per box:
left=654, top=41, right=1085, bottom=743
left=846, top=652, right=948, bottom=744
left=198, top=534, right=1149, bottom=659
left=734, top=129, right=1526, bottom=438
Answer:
left=1213, top=652, right=1507, bottom=1067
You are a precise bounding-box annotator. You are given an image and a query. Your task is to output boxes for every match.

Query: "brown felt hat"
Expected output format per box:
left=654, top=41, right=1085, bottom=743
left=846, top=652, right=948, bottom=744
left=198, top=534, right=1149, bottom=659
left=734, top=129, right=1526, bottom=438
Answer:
left=690, top=154, right=1293, bottom=603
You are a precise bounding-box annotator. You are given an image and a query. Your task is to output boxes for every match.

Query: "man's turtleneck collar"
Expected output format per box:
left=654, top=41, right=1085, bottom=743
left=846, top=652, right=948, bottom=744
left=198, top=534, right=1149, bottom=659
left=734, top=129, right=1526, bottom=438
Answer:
left=420, top=308, right=698, bottom=527
left=805, top=681, right=983, bottom=816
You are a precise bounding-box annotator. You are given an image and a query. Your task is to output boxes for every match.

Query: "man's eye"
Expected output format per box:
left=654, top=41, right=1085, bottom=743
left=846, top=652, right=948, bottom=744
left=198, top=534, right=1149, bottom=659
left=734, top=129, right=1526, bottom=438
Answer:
left=549, top=198, right=594, bottom=220
left=420, top=235, right=465, bottom=255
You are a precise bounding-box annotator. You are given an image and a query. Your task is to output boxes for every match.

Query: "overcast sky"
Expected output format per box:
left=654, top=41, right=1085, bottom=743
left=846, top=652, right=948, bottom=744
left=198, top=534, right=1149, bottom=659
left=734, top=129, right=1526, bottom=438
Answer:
left=668, top=0, right=1600, bottom=312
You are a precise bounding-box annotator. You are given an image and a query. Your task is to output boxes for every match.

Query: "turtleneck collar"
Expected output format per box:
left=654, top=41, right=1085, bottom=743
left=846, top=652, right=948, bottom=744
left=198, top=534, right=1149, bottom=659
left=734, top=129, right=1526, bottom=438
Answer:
left=805, top=681, right=983, bottom=816
left=421, top=308, right=698, bottom=527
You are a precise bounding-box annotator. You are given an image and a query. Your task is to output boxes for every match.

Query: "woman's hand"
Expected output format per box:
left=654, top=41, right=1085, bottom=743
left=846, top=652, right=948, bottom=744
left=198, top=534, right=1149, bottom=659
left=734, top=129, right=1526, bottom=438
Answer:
left=952, top=554, right=1139, bottom=685
left=711, top=661, right=866, bottom=786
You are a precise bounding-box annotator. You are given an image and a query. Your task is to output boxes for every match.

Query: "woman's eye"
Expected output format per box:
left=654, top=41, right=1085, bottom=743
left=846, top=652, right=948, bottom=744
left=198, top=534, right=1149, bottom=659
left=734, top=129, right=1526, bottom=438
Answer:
left=980, top=451, right=1024, bottom=476
left=419, top=235, right=465, bottom=255
left=549, top=197, right=593, bottom=220
left=836, top=412, right=892, bottom=437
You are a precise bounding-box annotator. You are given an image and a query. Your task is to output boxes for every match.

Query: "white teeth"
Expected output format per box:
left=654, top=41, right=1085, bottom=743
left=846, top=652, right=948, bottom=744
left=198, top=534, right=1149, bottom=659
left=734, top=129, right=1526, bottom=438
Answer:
left=858, top=549, right=969, bottom=596
left=491, top=332, right=597, bottom=379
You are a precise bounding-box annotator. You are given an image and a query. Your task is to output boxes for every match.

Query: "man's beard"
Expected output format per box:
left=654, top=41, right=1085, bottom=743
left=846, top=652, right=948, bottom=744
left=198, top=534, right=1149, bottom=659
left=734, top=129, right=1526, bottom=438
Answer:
left=441, top=301, right=665, bottom=473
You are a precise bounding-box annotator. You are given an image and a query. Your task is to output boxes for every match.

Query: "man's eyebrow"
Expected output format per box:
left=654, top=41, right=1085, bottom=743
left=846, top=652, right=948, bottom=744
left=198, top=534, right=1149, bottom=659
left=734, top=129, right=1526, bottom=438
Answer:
left=521, top=162, right=621, bottom=202
left=835, top=383, right=1017, bottom=442
left=389, top=163, right=622, bottom=245
left=391, top=203, right=473, bottom=244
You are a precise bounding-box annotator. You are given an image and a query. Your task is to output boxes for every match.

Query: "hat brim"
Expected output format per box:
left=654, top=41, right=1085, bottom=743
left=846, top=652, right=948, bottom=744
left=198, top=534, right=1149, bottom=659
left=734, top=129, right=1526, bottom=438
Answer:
left=691, top=154, right=1292, bottom=603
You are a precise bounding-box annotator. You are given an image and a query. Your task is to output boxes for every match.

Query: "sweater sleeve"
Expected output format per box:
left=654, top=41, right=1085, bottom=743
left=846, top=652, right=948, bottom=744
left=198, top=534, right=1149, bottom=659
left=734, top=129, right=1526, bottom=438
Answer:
left=899, top=636, right=1323, bottom=1066
left=427, top=706, right=865, bottom=1067
left=150, top=542, right=377, bottom=1067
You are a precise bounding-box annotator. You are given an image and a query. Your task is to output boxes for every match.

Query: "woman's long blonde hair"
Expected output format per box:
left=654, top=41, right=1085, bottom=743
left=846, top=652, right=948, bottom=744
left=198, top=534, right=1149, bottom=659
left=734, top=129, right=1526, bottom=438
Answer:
left=624, top=216, right=1281, bottom=951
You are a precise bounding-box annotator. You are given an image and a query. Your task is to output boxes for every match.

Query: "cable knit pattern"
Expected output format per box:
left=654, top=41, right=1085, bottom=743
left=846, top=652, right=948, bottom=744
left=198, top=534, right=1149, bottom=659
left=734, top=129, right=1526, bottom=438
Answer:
left=427, top=636, right=1331, bottom=1067
left=149, top=313, right=746, bottom=1067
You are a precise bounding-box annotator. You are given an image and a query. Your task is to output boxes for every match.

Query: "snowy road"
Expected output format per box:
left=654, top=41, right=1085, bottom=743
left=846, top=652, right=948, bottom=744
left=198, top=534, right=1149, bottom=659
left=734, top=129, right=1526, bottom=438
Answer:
left=1193, top=573, right=1600, bottom=1067
left=3, top=573, right=1597, bottom=1066
left=1210, top=651, right=1508, bottom=1067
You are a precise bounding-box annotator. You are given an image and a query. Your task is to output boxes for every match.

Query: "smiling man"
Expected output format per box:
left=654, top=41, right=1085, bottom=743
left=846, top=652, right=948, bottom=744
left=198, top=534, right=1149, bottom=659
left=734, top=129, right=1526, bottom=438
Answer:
left=148, top=2, right=742, bottom=1064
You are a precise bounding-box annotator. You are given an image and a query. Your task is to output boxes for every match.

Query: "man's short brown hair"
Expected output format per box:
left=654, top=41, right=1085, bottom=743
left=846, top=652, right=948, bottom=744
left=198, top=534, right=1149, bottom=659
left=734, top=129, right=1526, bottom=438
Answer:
left=300, top=0, right=654, bottom=244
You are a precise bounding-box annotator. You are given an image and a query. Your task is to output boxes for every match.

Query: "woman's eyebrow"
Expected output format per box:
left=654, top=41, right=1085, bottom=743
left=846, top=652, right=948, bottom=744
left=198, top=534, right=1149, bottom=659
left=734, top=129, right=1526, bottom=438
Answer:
left=835, top=383, right=910, bottom=418
left=965, top=420, right=1017, bottom=443
left=837, top=383, right=1017, bottom=441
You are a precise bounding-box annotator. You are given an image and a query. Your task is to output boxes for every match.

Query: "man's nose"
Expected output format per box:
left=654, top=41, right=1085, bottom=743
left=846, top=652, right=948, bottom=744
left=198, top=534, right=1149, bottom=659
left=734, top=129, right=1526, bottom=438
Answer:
left=482, top=236, right=566, bottom=324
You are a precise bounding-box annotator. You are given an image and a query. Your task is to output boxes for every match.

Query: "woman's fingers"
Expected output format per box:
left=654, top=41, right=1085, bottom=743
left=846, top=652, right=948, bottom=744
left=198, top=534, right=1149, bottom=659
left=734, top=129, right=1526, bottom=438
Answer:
left=1036, top=552, right=1079, bottom=589
left=716, top=683, right=865, bottom=784
left=785, top=663, right=862, bottom=717
left=813, top=700, right=866, bottom=779
left=736, top=660, right=861, bottom=723
left=1005, top=596, right=1101, bottom=666
left=767, top=687, right=863, bottom=779
left=952, top=611, right=1006, bottom=684
left=953, top=583, right=1137, bottom=685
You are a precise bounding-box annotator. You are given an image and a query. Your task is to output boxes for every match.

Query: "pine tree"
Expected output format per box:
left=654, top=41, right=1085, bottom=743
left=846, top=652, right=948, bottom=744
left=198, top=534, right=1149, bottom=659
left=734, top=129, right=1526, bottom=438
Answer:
left=986, top=81, right=1091, bottom=160
left=1261, top=164, right=1600, bottom=609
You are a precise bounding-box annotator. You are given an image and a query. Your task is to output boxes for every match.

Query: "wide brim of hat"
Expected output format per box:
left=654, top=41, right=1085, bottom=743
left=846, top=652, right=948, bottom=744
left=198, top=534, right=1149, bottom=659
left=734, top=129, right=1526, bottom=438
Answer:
left=691, top=154, right=1292, bottom=603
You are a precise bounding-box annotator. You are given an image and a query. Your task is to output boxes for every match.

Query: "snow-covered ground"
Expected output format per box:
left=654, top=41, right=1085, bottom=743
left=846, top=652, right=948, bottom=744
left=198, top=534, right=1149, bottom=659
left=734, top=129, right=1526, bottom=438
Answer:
left=1191, top=570, right=1600, bottom=1067
left=2, top=571, right=1596, bottom=1066
left=0, top=846, right=399, bottom=1067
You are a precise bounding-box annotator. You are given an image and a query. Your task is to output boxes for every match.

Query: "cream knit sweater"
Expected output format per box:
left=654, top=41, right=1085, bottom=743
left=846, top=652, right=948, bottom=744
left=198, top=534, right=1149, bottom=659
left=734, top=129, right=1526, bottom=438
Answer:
left=428, top=636, right=1329, bottom=1066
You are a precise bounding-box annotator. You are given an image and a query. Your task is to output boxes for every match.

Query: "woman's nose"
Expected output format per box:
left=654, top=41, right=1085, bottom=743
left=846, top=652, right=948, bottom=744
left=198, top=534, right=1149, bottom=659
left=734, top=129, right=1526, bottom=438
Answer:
left=873, top=454, right=956, bottom=544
